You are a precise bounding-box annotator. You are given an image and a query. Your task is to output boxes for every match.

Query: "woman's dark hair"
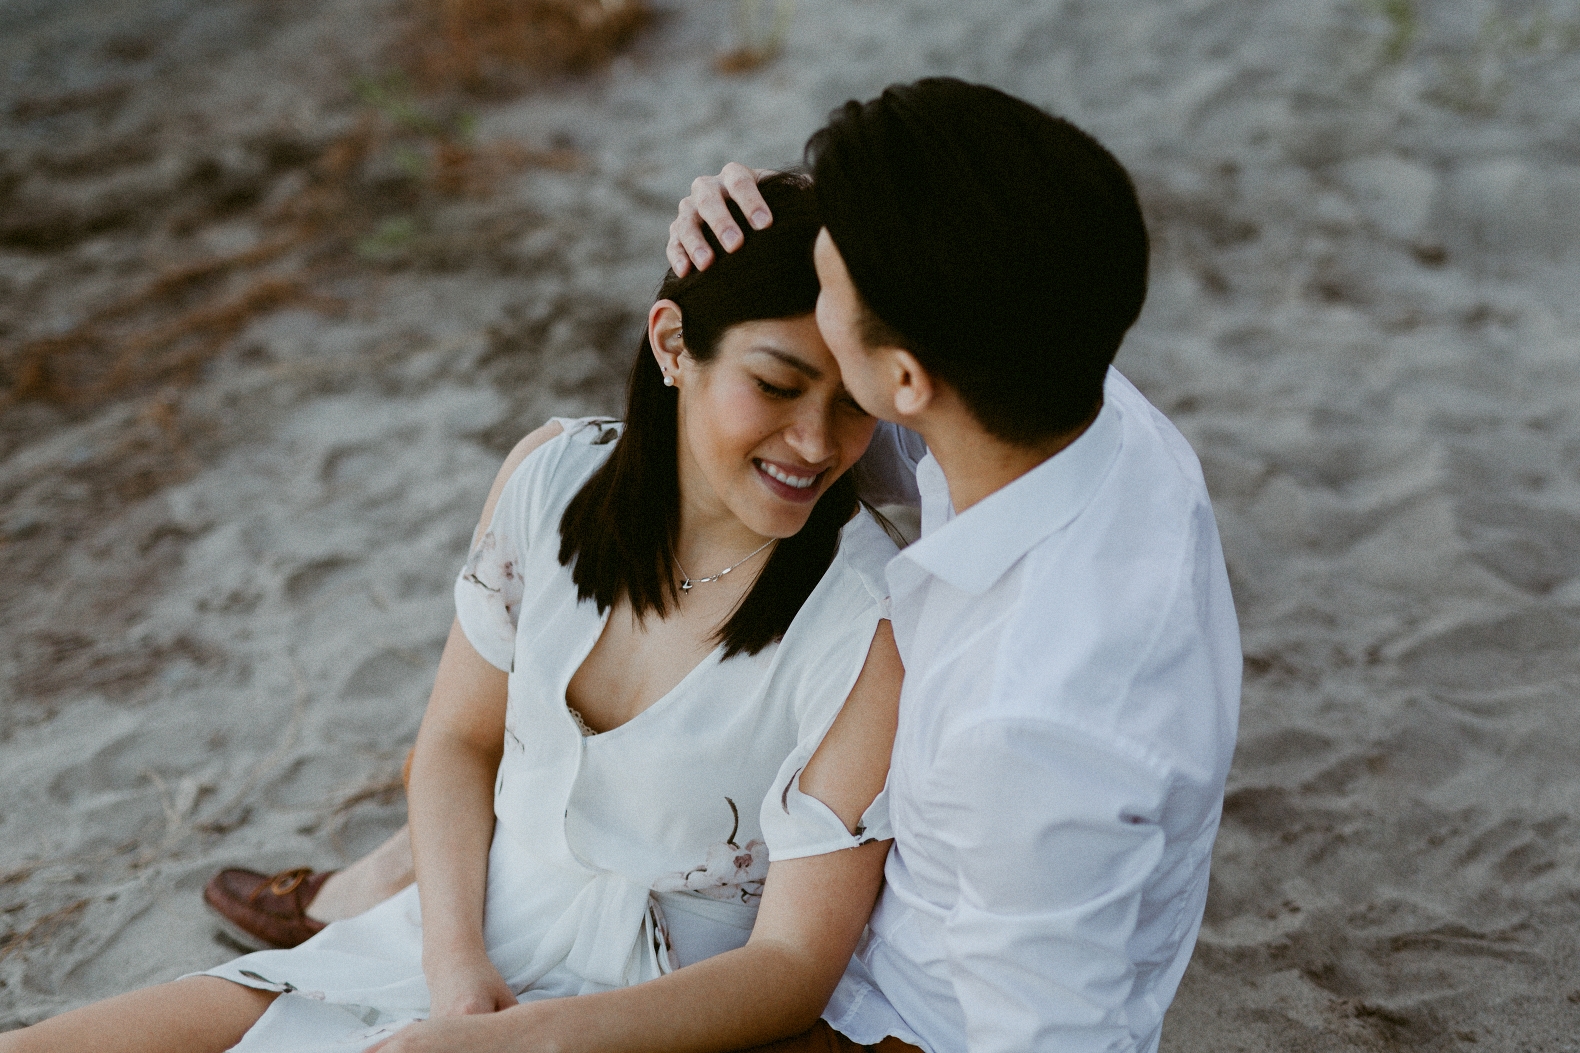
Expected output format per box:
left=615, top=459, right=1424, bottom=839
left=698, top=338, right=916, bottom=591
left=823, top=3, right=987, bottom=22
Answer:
left=807, top=77, right=1150, bottom=446
left=558, top=173, right=857, bottom=659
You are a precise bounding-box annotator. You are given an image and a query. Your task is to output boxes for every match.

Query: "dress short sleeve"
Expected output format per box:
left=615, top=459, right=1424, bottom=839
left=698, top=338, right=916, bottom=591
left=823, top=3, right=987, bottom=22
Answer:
left=759, top=509, right=898, bottom=861
left=453, top=418, right=618, bottom=672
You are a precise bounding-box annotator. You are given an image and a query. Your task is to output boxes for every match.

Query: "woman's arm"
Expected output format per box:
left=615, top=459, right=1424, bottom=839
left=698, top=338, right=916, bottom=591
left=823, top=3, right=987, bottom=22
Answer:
left=407, top=619, right=513, bottom=1016
left=375, top=620, right=903, bottom=1053
left=409, top=422, right=565, bottom=1018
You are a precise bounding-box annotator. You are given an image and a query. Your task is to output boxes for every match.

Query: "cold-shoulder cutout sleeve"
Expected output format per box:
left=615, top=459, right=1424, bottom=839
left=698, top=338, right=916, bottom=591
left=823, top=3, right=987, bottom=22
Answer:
left=768, top=764, right=893, bottom=862
left=760, top=508, right=898, bottom=861
left=454, top=417, right=620, bottom=672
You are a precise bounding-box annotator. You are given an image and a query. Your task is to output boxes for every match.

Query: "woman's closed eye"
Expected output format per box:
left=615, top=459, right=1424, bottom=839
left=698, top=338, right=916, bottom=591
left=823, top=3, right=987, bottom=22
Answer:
left=755, top=377, right=801, bottom=399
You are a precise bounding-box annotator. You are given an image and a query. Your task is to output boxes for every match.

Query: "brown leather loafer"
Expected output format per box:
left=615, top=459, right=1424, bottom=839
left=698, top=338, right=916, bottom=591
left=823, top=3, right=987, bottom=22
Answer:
left=203, top=866, right=335, bottom=950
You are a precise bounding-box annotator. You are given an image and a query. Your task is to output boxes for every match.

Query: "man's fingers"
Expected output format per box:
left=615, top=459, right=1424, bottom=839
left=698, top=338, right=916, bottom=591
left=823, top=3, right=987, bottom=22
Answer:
left=666, top=215, right=694, bottom=276
left=677, top=226, right=715, bottom=271
left=668, top=201, right=712, bottom=274
left=691, top=175, right=744, bottom=254
left=673, top=199, right=717, bottom=271
left=720, top=161, right=773, bottom=231
left=669, top=163, right=778, bottom=274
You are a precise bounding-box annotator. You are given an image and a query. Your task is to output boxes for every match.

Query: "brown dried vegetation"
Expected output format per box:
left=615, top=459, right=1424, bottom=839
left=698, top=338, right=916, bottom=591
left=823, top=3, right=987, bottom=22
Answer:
left=0, top=0, right=645, bottom=413
left=714, top=0, right=793, bottom=74
left=0, top=900, right=88, bottom=963
left=403, top=0, right=651, bottom=95
left=0, top=115, right=557, bottom=407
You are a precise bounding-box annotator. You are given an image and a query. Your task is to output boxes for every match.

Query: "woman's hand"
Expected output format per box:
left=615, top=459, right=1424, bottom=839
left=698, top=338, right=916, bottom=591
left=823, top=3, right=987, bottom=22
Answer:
left=424, top=947, right=518, bottom=1018
left=666, top=163, right=776, bottom=277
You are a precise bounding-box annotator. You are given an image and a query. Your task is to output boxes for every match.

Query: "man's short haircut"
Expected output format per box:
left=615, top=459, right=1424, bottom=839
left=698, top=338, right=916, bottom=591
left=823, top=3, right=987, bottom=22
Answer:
left=806, top=78, right=1150, bottom=445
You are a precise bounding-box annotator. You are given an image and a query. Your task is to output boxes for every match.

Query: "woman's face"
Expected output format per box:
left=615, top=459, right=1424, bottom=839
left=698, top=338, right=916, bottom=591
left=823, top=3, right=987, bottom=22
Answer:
left=672, top=313, right=877, bottom=541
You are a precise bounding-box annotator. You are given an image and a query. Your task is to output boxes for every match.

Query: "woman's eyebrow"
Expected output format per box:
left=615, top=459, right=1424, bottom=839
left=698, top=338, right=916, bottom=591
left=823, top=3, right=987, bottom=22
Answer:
left=750, top=346, right=823, bottom=380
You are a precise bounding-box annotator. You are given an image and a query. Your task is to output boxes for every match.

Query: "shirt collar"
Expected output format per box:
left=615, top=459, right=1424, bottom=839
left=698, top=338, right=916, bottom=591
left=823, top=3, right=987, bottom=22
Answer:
left=898, top=396, right=1124, bottom=595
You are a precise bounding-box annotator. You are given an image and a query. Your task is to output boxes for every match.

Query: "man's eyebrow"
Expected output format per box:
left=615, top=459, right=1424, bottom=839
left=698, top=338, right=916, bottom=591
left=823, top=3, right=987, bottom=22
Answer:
left=750, top=346, right=823, bottom=380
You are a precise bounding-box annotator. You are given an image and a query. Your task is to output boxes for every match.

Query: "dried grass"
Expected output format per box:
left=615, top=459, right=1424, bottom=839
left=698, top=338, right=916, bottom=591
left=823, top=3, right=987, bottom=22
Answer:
left=0, top=900, right=89, bottom=962
left=715, top=0, right=795, bottom=75
left=7, top=278, right=335, bottom=404
left=325, top=775, right=407, bottom=855
left=0, top=118, right=562, bottom=407
left=405, top=0, right=651, bottom=95
left=0, top=1, right=641, bottom=411
left=713, top=48, right=774, bottom=75
left=433, top=137, right=581, bottom=194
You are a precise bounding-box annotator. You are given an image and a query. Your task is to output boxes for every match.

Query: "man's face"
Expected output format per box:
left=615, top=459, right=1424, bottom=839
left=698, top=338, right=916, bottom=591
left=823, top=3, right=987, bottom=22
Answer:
left=812, top=228, right=899, bottom=424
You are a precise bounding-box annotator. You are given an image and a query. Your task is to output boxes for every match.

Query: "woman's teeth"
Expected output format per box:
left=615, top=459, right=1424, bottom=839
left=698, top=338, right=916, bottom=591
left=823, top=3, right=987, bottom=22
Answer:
left=757, top=461, right=817, bottom=489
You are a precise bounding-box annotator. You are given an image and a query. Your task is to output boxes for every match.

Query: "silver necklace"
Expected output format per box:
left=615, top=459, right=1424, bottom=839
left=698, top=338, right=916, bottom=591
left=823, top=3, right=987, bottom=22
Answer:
left=676, top=538, right=776, bottom=591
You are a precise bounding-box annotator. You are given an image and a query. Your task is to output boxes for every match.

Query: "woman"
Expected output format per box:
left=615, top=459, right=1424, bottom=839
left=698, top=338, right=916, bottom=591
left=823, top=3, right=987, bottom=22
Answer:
left=1, top=174, right=903, bottom=1053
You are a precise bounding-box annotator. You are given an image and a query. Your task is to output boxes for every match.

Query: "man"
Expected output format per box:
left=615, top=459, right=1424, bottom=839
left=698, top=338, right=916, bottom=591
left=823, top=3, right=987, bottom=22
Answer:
left=674, top=78, right=1241, bottom=1052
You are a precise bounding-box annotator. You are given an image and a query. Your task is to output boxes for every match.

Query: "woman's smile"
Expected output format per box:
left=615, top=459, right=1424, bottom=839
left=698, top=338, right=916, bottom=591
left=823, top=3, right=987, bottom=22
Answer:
left=753, top=457, right=825, bottom=503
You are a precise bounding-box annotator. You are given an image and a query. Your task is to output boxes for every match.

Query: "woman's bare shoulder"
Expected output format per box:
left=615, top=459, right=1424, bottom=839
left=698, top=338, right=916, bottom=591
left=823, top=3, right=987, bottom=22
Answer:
left=800, top=620, right=901, bottom=832
left=501, top=420, right=567, bottom=477
left=473, top=420, right=567, bottom=543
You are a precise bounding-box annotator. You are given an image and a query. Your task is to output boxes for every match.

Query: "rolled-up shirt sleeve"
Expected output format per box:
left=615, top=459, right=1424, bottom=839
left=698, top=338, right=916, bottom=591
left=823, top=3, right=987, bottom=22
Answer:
left=932, top=717, right=1171, bottom=1053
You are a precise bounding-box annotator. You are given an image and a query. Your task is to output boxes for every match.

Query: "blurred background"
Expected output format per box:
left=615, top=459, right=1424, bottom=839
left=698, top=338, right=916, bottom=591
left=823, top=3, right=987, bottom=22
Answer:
left=2, top=0, right=1579, bottom=1048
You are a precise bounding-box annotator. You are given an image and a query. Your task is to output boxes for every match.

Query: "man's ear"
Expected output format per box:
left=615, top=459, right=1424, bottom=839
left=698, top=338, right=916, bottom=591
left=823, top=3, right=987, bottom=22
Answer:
left=648, top=300, right=686, bottom=385
left=890, top=348, right=936, bottom=419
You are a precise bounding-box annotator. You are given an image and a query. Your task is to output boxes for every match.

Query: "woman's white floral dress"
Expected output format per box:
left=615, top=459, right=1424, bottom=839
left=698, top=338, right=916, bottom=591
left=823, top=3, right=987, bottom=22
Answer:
left=199, top=418, right=896, bottom=1052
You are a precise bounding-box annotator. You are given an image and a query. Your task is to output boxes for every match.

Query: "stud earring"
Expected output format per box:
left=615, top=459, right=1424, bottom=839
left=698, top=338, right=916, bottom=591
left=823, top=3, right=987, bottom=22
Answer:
left=663, top=373, right=675, bottom=387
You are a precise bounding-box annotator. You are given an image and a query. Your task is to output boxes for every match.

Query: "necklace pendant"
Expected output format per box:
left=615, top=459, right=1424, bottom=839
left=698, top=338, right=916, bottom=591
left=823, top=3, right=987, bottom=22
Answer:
left=674, top=537, right=773, bottom=594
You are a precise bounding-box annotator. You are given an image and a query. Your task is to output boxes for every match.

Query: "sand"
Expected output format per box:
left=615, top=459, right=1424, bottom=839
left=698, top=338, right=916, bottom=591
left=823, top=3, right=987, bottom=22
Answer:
left=3, top=0, right=1580, bottom=1047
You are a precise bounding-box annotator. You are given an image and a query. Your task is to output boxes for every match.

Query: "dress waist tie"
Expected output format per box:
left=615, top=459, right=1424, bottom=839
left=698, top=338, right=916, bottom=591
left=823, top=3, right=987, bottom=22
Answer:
left=501, top=871, right=673, bottom=993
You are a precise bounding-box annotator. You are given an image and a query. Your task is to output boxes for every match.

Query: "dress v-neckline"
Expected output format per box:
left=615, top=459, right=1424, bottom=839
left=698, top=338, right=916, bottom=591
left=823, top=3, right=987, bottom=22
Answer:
left=560, top=601, right=727, bottom=739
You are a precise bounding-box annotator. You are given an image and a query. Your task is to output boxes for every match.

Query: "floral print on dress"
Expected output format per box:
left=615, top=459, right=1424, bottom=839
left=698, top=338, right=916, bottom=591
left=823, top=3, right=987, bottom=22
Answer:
left=461, top=530, right=524, bottom=630
left=653, top=798, right=769, bottom=904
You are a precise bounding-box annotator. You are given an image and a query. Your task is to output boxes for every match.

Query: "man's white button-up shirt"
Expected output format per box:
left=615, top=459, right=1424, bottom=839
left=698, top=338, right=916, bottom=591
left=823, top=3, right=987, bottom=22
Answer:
left=826, top=369, right=1242, bottom=1053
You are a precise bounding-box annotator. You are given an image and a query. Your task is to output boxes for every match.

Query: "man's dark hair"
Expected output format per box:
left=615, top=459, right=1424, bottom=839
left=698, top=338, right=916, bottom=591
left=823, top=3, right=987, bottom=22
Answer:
left=558, top=172, right=857, bottom=659
left=807, top=78, right=1149, bottom=445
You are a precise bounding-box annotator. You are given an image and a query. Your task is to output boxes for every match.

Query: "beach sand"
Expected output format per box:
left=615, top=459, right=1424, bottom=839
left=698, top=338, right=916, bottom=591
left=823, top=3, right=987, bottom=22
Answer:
left=3, top=0, right=1580, bottom=1047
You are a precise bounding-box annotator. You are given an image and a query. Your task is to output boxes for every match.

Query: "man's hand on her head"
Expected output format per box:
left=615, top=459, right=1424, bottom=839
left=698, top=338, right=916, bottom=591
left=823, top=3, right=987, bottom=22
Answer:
left=666, top=162, right=776, bottom=276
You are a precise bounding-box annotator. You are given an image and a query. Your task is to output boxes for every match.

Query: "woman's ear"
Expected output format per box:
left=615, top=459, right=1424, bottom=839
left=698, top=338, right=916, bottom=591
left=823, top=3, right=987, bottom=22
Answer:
left=648, top=300, right=686, bottom=387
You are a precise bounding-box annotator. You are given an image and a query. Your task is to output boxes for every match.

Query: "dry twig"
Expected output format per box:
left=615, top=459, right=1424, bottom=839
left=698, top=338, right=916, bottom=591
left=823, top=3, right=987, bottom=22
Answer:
left=0, top=899, right=89, bottom=962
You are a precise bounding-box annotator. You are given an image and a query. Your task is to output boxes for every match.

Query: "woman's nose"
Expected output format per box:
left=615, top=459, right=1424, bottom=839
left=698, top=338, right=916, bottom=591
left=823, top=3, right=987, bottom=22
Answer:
left=784, top=404, right=837, bottom=465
